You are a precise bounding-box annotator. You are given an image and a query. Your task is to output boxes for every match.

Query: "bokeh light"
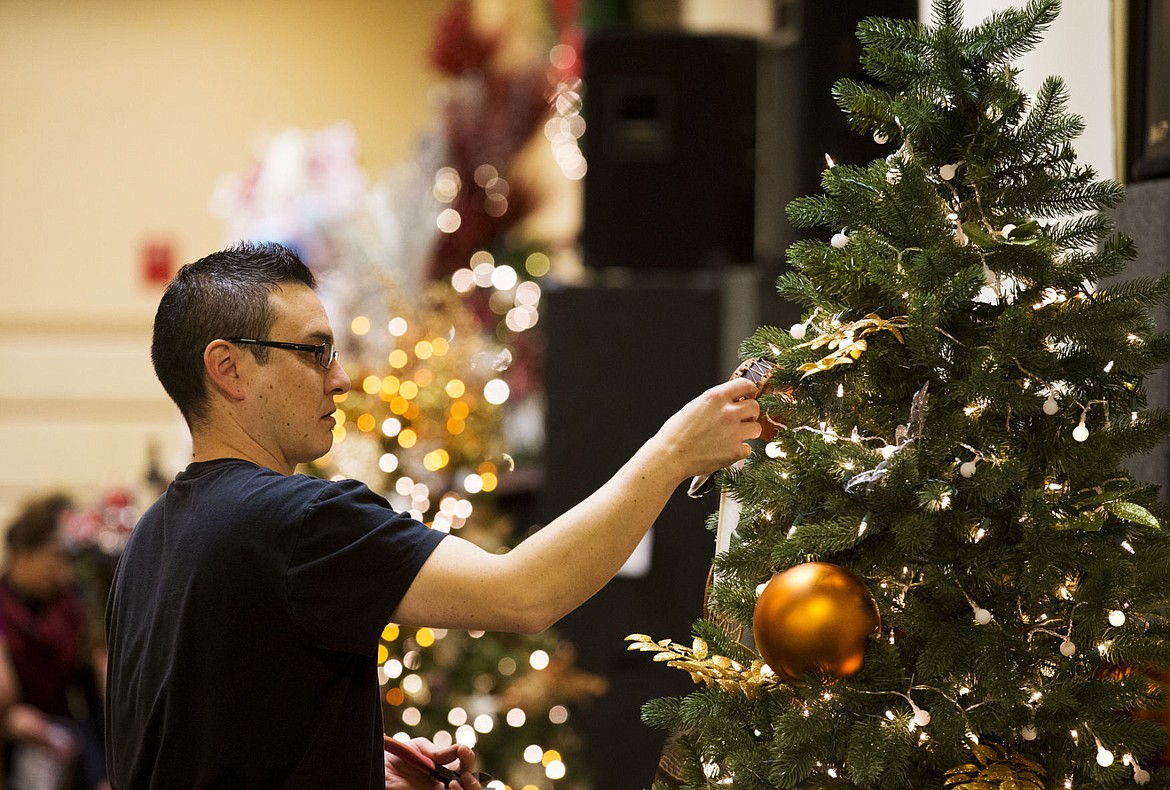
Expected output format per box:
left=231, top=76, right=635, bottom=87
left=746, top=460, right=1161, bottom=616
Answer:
left=484, top=379, right=510, bottom=405
left=437, top=208, right=461, bottom=233
left=525, top=252, right=551, bottom=276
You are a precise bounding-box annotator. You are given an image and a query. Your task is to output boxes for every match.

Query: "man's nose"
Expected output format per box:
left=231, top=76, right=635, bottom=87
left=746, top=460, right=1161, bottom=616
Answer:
left=329, top=363, right=351, bottom=396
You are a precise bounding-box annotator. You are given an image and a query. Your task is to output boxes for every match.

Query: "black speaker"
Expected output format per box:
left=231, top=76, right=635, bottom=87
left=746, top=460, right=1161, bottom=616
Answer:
left=581, top=32, right=758, bottom=270
left=538, top=283, right=723, bottom=786
left=580, top=3, right=918, bottom=275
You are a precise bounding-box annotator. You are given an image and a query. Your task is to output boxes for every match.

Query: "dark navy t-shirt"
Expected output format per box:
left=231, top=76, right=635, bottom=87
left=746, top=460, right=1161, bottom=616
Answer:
left=105, top=459, right=446, bottom=789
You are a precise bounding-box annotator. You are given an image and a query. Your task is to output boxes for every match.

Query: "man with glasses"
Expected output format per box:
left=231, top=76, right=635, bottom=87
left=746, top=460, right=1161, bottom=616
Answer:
left=105, top=241, right=763, bottom=789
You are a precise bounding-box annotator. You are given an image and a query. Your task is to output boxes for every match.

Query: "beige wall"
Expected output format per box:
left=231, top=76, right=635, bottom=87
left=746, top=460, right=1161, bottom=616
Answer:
left=0, top=0, right=452, bottom=524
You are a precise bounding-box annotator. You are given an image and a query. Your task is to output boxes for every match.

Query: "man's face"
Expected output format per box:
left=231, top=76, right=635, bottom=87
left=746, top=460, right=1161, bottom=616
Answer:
left=248, top=283, right=351, bottom=471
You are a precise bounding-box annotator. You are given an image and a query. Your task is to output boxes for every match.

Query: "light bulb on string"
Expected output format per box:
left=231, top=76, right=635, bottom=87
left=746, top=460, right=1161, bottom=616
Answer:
left=959, top=444, right=987, bottom=479
left=1095, top=740, right=1115, bottom=768
left=790, top=321, right=808, bottom=340
left=959, top=586, right=992, bottom=624
left=1072, top=399, right=1106, bottom=442
left=1108, top=609, right=1126, bottom=627
left=1043, top=392, right=1059, bottom=415
left=1072, top=413, right=1089, bottom=443
left=1132, top=757, right=1151, bottom=785
left=1021, top=724, right=1037, bottom=741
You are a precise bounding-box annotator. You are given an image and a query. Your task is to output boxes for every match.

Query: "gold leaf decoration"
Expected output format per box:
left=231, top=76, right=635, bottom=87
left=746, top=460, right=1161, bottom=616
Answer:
left=796, top=314, right=908, bottom=378
left=624, top=634, right=777, bottom=700
left=943, top=742, right=1045, bottom=790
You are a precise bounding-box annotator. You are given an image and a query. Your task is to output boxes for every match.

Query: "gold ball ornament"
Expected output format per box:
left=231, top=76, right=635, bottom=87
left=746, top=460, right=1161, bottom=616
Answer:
left=1124, top=667, right=1170, bottom=767
left=752, top=562, right=881, bottom=682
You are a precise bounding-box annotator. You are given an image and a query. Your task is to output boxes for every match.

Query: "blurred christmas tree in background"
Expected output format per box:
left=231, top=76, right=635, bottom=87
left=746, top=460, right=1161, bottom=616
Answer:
left=209, top=1, right=602, bottom=786
left=632, top=1, right=1170, bottom=788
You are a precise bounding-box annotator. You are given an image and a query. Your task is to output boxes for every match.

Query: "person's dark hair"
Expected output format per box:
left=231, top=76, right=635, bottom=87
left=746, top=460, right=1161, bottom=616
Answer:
left=5, top=493, right=71, bottom=555
left=151, top=241, right=316, bottom=426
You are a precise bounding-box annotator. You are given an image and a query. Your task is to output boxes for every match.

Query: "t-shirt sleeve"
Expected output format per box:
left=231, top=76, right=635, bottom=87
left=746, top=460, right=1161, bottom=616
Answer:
left=286, top=479, right=446, bottom=655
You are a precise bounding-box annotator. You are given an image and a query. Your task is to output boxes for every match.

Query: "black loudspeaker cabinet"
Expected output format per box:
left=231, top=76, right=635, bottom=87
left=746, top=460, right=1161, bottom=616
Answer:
left=579, top=0, right=917, bottom=277
left=538, top=283, right=722, bottom=787
left=581, top=31, right=758, bottom=270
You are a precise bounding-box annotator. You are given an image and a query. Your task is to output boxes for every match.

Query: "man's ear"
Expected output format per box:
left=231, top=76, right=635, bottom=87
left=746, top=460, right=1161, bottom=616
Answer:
left=203, top=340, right=247, bottom=402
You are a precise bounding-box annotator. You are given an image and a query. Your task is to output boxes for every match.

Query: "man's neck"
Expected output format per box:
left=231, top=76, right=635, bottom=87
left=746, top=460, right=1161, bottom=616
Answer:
left=191, top=433, right=293, bottom=475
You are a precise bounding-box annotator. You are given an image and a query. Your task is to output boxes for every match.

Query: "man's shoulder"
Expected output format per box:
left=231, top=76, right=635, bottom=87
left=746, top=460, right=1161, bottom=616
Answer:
left=139, top=462, right=347, bottom=540
left=178, top=459, right=337, bottom=500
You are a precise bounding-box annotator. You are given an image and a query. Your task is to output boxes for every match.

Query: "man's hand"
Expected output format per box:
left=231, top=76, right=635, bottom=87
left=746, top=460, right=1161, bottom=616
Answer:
left=384, top=736, right=483, bottom=789
left=650, top=376, right=763, bottom=481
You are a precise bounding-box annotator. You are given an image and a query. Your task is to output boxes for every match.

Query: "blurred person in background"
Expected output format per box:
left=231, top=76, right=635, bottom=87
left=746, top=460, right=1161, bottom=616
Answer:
left=0, top=494, right=108, bottom=790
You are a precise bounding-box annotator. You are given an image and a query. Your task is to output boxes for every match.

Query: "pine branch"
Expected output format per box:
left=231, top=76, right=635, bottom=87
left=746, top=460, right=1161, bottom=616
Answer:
left=968, top=0, right=1061, bottom=65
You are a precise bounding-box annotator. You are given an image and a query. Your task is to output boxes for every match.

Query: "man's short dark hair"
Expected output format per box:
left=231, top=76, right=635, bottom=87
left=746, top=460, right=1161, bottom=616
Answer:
left=151, top=241, right=316, bottom=426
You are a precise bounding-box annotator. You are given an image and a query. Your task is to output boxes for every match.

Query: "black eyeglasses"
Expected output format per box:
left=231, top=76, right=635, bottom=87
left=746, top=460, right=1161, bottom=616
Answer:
left=226, top=338, right=338, bottom=369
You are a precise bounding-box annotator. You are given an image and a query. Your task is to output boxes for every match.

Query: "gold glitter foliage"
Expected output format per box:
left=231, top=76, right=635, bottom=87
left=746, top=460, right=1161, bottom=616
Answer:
left=943, top=742, right=1045, bottom=790
left=625, top=634, right=777, bottom=700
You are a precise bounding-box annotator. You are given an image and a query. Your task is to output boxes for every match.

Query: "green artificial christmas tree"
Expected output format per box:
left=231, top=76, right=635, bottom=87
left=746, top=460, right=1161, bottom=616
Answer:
left=632, top=1, right=1170, bottom=787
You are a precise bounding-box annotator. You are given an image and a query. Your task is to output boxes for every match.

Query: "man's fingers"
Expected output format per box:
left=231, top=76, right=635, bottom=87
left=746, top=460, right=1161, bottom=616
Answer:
left=720, top=376, right=760, bottom=400
left=737, top=398, right=762, bottom=422
left=434, top=744, right=478, bottom=787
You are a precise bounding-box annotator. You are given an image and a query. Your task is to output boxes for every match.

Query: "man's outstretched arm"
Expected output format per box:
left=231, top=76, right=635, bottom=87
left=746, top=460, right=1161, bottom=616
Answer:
left=391, top=376, right=762, bottom=633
